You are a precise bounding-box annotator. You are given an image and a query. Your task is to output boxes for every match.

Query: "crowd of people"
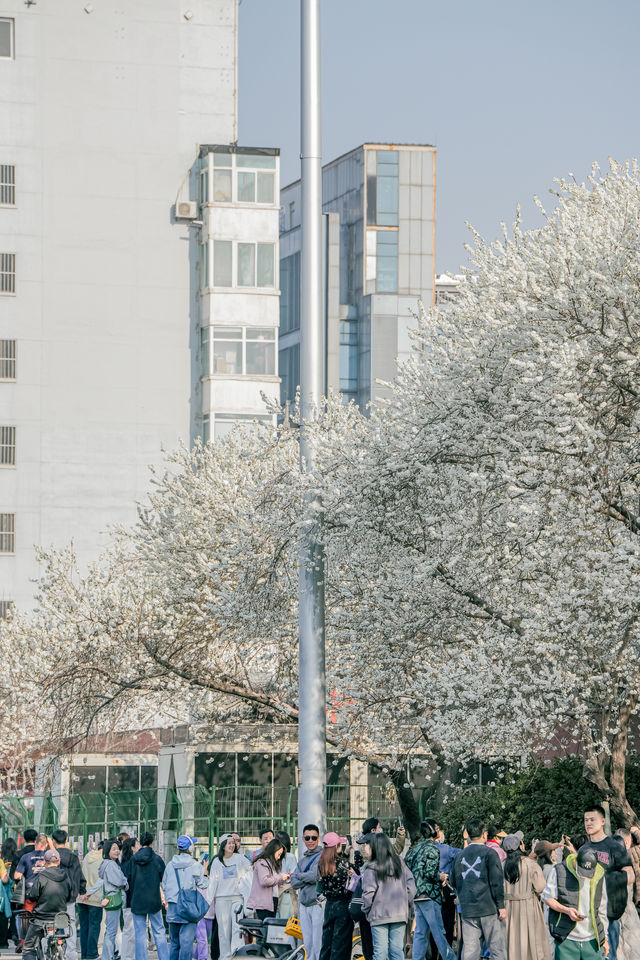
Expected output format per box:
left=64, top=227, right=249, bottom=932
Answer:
left=0, top=806, right=639, bottom=960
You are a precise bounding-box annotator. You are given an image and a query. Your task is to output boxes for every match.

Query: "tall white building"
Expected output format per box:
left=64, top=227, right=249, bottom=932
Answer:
left=0, top=1, right=279, bottom=610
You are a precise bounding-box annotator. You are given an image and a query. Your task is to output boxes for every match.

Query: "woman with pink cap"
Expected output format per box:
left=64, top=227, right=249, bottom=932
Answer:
left=317, top=833, right=354, bottom=960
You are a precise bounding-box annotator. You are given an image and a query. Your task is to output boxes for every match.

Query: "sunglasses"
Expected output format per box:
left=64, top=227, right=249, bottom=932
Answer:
left=304, top=835, right=319, bottom=841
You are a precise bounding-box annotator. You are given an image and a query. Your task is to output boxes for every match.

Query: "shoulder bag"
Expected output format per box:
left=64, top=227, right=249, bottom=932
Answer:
left=174, top=866, right=209, bottom=923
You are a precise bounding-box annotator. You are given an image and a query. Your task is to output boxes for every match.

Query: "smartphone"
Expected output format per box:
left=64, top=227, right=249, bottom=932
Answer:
left=346, top=834, right=352, bottom=846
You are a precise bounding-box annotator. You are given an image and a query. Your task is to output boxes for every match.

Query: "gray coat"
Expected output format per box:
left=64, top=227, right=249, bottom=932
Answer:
left=290, top=848, right=323, bottom=907
left=361, top=861, right=416, bottom=926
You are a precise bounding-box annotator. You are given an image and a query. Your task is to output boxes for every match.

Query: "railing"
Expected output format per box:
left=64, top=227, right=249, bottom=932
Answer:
left=0, top=782, right=424, bottom=849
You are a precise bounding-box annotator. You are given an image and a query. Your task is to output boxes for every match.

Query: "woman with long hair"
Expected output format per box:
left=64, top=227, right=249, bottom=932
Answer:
left=361, top=834, right=415, bottom=960
left=119, top=836, right=140, bottom=960
left=502, top=833, right=550, bottom=960
left=274, top=831, right=297, bottom=919
left=207, top=834, right=251, bottom=960
left=317, top=833, right=353, bottom=960
left=246, top=838, right=290, bottom=920
left=81, top=838, right=128, bottom=960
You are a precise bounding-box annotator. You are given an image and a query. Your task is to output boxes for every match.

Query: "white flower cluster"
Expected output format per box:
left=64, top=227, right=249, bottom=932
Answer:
left=3, top=160, right=640, bottom=822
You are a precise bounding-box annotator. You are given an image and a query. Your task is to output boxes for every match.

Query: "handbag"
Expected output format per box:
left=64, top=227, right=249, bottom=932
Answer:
left=10, top=877, right=25, bottom=907
left=173, top=866, right=209, bottom=923
left=103, top=889, right=123, bottom=911
left=348, top=876, right=364, bottom=921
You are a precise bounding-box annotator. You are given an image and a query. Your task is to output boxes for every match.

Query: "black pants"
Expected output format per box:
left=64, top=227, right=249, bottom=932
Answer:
left=429, top=889, right=456, bottom=958
left=256, top=908, right=276, bottom=921
left=210, top=918, right=220, bottom=960
left=319, top=900, right=353, bottom=960
left=23, top=919, right=48, bottom=960
left=77, top=903, right=102, bottom=959
left=359, top=915, right=373, bottom=960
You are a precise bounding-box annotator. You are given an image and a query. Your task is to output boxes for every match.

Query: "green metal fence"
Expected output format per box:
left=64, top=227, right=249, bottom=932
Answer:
left=0, top=783, right=423, bottom=849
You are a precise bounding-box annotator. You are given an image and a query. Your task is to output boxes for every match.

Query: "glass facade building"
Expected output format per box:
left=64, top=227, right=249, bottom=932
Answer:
left=278, top=143, right=436, bottom=411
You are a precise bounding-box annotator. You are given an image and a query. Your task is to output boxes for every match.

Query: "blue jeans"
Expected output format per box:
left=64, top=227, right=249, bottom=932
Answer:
left=134, top=911, right=169, bottom=960
left=169, top=922, right=197, bottom=960
left=103, top=909, right=122, bottom=960
left=371, top=922, right=405, bottom=960
left=608, top=919, right=620, bottom=960
left=412, top=901, right=455, bottom=960
left=77, top=903, right=102, bottom=959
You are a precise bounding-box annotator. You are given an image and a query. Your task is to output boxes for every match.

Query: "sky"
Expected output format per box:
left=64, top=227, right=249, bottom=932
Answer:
left=238, top=0, right=640, bottom=273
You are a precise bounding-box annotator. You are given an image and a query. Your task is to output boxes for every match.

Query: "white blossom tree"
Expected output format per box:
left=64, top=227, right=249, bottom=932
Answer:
left=321, top=160, right=640, bottom=825
left=5, top=159, right=640, bottom=826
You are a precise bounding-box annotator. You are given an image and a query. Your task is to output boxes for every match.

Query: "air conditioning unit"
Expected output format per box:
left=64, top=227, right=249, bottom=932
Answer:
left=177, top=200, right=198, bottom=219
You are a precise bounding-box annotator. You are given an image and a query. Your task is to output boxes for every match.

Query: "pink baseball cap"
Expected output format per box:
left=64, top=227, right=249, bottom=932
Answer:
left=323, top=832, right=347, bottom=847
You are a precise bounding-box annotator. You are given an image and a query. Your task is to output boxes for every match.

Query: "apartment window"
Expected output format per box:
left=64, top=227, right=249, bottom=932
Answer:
left=0, top=165, right=15, bottom=206
left=202, top=413, right=210, bottom=445
left=0, top=19, right=14, bottom=60
left=0, top=600, right=13, bottom=619
left=0, top=427, right=15, bottom=466
left=200, top=327, right=210, bottom=379
left=237, top=243, right=275, bottom=288
left=0, top=513, right=15, bottom=553
left=213, top=240, right=232, bottom=287
left=0, top=254, right=15, bottom=294
left=208, top=326, right=276, bottom=377
left=0, top=341, right=16, bottom=379
left=280, top=252, right=300, bottom=335
left=289, top=202, right=295, bottom=230
left=279, top=343, right=300, bottom=407
left=377, top=231, right=398, bottom=293
left=366, top=150, right=399, bottom=228
left=199, top=241, right=209, bottom=288
left=202, top=151, right=276, bottom=206
left=339, top=319, right=359, bottom=397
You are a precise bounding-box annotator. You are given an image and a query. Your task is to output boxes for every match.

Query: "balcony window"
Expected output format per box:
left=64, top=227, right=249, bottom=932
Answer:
left=202, top=326, right=276, bottom=377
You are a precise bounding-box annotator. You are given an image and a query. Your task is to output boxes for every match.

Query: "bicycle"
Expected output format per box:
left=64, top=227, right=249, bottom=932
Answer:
left=15, top=910, right=71, bottom=960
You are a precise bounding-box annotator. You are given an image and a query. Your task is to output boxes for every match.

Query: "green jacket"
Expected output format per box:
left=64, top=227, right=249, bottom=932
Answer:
left=405, top=839, right=442, bottom=904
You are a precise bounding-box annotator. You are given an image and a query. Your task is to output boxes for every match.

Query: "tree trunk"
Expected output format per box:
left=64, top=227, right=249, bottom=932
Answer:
left=390, top=769, right=422, bottom=843
left=608, top=697, right=639, bottom=828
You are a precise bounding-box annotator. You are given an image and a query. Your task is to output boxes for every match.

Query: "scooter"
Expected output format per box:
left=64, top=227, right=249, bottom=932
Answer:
left=231, top=905, right=305, bottom=960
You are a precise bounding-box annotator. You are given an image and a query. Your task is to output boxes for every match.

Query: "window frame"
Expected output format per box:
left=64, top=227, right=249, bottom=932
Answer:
left=0, top=426, right=16, bottom=466
left=201, top=240, right=277, bottom=292
left=201, top=152, right=277, bottom=207
left=0, top=340, right=16, bottom=380
left=0, top=254, right=16, bottom=295
left=0, top=18, right=14, bottom=61
left=0, top=165, right=15, bottom=206
left=0, top=513, right=15, bottom=554
left=201, top=325, right=277, bottom=378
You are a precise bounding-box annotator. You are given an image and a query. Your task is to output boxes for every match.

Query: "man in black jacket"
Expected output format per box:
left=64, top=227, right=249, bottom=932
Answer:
left=129, top=832, right=169, bottom=960
left=52, top=829, right=85, bottom=960
left=450, top=819, right=507, bottom=960
left=23, top=849, right=73, bottom=960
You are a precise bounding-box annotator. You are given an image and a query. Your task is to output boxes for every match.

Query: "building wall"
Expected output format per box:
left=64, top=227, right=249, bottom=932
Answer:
left=0, top=0, right=238, bottom=609
left=278, top=143, right=436, bottom=411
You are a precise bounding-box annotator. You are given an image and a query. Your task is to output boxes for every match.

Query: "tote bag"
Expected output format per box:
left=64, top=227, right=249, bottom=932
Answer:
left=174, top=866, right=209, bottom=923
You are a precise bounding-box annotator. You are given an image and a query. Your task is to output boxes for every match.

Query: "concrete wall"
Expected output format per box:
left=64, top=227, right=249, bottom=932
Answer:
left=0, top=0, right=237, bottom=608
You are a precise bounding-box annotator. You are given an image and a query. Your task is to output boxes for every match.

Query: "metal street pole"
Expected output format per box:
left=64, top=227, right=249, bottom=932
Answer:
left=297, top=0, right=326, bottom=842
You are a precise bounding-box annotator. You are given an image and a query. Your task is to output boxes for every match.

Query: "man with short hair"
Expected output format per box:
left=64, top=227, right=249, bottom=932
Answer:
left=245, top=827, right=273, bottom=864
left=129, top=832, right=169, bottom=960
left=542, top=844, right=608, bottom=958
left=18, top=829, right=38, bottom=858
left=582, top=805, right=632, bottom=959
left=15, top=834, right=48, bottom=894
left=290, top=824, right=324, bottom=960
left=450, top=819, right=507, bottom=960
left=51, top=828, right=85, bottom=960
left=22, top=849, right=73, bottom=960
